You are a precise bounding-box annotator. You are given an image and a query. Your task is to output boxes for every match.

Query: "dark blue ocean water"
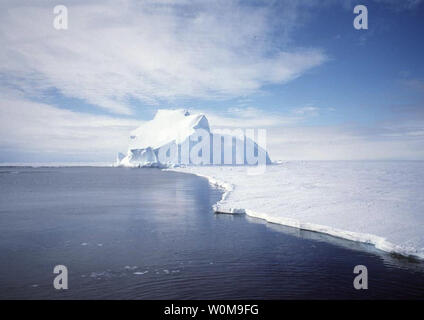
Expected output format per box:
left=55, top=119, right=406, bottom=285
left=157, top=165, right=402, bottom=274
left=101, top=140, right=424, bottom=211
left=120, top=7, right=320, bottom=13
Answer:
left=0, top=167, right=423, bottom=299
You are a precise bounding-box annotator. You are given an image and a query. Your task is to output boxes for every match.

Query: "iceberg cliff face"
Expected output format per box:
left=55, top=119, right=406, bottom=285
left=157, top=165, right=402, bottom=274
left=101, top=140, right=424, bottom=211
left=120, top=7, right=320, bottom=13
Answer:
left=116, top=109, right=271, bottom=168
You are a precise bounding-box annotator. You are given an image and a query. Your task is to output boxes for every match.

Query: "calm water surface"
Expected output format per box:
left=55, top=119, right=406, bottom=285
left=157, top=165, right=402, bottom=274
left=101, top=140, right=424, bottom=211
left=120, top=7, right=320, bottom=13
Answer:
left=0, top=167, right=423, bottom=299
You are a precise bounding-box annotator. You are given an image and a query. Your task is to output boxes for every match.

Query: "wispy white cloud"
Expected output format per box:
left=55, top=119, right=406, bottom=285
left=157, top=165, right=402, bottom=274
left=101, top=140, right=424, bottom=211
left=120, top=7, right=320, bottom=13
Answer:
left=0, top=0, right=327, bottom=114
left=267, top=121, right=424, bottom=160
left=292, top=106, right=320, bottom=116
left=194, top=106, right=302, bottom=128
left=198, top=105, right=333, bottom=128
left=0, top=93, right=141, bottom=160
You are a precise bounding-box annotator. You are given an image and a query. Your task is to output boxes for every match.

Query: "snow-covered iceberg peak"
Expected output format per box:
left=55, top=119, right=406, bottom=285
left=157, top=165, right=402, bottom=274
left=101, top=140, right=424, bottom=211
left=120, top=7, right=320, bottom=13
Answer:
left=116, top=109, right=271, bottom=168
left=129, top=109, right=210, bottom=150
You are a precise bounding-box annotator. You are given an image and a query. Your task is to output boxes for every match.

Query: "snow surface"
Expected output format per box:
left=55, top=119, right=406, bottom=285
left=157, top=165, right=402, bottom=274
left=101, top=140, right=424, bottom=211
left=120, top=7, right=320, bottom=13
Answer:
left=170, top=161, right=424, bottom=259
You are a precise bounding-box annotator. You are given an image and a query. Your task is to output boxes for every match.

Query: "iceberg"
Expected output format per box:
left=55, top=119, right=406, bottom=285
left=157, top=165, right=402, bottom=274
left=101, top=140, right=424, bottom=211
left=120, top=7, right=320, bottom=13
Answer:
left=116, top=109, right=271, bottom=168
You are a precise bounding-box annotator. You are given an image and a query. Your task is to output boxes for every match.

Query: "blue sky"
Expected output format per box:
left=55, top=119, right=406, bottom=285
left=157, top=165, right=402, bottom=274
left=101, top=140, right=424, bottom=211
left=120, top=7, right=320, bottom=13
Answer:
left=0, top=0, right=424, bottom=162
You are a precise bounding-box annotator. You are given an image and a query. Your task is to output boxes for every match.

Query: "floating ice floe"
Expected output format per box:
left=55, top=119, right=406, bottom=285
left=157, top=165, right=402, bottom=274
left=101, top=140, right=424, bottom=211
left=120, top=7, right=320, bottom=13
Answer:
left=172, top=161, right=424, bottom=259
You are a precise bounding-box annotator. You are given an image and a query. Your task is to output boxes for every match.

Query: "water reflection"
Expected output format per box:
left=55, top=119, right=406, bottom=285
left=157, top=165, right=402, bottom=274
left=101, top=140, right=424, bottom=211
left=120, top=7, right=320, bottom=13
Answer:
left=244, top=214, right=424, bottom=273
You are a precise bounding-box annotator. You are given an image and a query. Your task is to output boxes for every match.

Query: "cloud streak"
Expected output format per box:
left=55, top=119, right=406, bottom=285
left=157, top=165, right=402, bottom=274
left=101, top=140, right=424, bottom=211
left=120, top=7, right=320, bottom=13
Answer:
left=0, top=93, right=141, bottom=161
left=0, top=0, right=326, bottom=114
left=267, top=122, right=424, bottom=161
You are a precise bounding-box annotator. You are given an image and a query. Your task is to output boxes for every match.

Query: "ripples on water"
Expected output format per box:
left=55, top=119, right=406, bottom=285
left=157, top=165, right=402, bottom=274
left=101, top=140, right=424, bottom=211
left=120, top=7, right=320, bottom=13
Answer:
left=0, top=167, right=423, bottom=299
